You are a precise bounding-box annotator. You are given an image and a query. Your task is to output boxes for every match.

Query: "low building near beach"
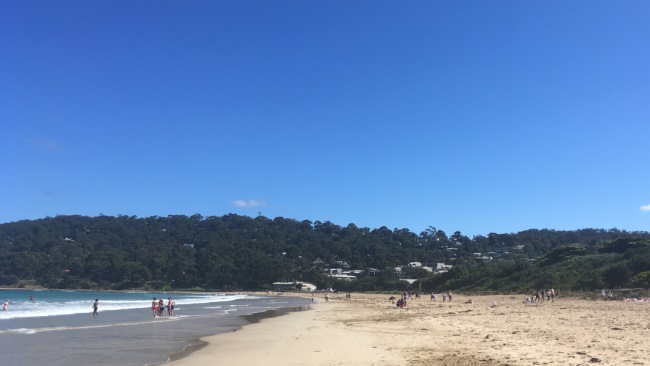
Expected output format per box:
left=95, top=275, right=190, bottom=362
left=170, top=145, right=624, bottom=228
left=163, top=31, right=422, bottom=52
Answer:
left=272, top=281, right=317, bottom=292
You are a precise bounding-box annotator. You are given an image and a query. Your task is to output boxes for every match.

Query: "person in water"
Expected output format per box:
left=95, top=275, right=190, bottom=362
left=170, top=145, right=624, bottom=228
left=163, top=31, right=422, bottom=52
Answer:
left=92, top=299, right=99, bottom=317
left=152, top=297, right=159, bottom=317
left=158, top=298, right=165, bottom=317
left=167, top=297, right=175, bottom=316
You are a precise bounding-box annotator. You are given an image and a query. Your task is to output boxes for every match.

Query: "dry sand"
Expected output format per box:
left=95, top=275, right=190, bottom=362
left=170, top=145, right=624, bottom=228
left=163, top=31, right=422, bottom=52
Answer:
left=168, top=292, right=650, bottom=366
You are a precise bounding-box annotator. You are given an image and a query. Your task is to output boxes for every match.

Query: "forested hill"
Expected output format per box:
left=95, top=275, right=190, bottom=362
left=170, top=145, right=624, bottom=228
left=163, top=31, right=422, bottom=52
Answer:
left=1, top=214, right=649, bottom=292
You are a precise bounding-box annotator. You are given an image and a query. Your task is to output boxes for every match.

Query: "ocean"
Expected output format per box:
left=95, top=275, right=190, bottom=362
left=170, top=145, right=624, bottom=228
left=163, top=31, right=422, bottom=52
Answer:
left=0, top=289, right=312, bottom=366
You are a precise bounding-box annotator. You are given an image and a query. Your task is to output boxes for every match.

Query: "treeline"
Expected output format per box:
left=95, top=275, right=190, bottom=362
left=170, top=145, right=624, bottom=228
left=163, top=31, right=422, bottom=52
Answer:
left=0, top=214, right=648, bottom=292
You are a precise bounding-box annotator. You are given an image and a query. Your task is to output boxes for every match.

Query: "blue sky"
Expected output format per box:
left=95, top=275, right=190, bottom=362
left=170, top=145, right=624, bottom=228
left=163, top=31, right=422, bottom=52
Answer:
left=2, top=1, right=649, bottom=237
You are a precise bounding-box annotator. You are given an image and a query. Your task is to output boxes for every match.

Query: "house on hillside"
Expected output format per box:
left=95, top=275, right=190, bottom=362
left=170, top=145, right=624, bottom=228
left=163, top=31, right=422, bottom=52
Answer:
left=329, top=273, right=357, bottom=281
left=325, top=268, right=343, bottom=275
left=434, top=263, right=453, bottom=273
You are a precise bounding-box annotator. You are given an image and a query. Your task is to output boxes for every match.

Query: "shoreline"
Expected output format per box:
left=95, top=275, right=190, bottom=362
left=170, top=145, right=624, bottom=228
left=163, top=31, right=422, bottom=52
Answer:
left=162, top=304, right=313, bottom=364
left=167, top=295, right=407, bottom=366
left=0, top=290, right=312, bottom=366
left=165, top=292, right=650, bottom=366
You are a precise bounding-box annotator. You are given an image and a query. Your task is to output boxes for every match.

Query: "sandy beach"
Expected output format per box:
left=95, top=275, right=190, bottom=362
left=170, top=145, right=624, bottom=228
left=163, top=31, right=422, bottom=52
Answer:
left=168, top=292, right=650, bottom=366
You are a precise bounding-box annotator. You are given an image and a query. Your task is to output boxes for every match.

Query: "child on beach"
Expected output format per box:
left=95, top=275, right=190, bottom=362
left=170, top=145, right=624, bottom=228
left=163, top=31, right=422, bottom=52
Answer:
left=92, top=299, right=99, bottom=317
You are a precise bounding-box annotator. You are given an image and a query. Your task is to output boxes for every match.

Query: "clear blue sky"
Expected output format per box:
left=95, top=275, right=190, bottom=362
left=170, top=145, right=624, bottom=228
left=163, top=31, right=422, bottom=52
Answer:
left=2, top=1, right=649, bottom=237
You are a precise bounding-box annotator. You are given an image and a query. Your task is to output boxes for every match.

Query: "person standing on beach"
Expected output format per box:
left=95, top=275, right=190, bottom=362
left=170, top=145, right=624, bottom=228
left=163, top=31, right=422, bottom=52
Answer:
left=550, top=289, right=555, bottom=303
left=158, top=299, right=163, bottom=317
left=152, top=297, right=158, bottom=317
left=92, top=299, right=99, bottom=317
left=158, top=298, right=165, bottom=317
left=167, top=298, right=174, bottom=316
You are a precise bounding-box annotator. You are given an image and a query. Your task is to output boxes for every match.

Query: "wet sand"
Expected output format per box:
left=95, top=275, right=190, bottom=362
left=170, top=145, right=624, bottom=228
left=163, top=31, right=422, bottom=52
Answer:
left=167, top=292, right=650, bottom=365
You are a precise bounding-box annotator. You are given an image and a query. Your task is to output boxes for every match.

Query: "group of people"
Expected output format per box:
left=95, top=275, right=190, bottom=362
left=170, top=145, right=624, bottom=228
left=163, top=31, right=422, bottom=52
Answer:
left=539, top=288, right=555, bottom=302
left=622, top=297, right=649, bottom=303
left=1, top=296, right=35, bottom=313
left=523, top=288, right=556, bottom=304
left=428, top=290, right=453, bottom=302
left=151, top=297, right=175, bottom=317
left=90, top=296, right=176, bottom=318
left=394, top=291, right=424, bottom=308
left=389, top=290, right=457, bottom=308
left=601, top=289, right=650, bottom=303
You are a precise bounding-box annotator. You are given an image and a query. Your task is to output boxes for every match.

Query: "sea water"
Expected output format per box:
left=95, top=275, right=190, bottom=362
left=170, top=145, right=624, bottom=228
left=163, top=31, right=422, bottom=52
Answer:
left=0, top=289, right=311, bottom=366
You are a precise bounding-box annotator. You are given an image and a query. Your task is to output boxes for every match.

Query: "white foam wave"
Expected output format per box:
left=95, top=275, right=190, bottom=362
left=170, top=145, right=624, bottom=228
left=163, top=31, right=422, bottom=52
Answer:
left=0, top=294, right=249, bottom=320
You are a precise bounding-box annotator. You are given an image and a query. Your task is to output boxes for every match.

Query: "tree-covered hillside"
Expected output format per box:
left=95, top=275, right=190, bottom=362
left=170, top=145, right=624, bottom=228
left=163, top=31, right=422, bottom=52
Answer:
left=0, top=214, right=648, bottom=292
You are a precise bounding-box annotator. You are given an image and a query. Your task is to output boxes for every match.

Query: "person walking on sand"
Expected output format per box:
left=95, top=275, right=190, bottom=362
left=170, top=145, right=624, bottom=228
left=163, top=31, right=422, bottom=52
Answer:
left=92, top=299, right=99, bottom=317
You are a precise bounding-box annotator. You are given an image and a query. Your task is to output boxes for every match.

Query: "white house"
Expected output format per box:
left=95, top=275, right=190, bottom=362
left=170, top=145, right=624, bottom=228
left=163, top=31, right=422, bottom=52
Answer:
left=434, top=263, right=453, bottom=273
